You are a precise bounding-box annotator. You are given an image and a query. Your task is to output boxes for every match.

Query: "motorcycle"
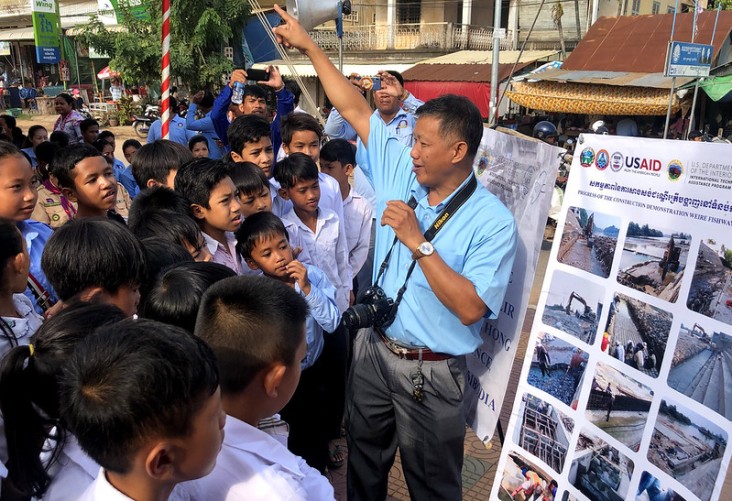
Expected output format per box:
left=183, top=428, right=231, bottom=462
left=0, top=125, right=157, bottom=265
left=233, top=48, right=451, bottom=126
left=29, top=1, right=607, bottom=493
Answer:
left=132, top=104, right=160, bottom=138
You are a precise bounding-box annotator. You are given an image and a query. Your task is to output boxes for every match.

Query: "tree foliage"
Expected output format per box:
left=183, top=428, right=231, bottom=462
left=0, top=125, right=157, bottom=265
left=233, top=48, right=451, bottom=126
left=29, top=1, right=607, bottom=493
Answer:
left=76, top=0, right=251, bottom=88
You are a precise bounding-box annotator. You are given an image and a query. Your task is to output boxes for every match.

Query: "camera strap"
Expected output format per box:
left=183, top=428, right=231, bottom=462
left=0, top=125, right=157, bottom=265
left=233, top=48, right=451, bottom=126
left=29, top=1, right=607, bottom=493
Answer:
left=375, top=174, right=478, bottom=326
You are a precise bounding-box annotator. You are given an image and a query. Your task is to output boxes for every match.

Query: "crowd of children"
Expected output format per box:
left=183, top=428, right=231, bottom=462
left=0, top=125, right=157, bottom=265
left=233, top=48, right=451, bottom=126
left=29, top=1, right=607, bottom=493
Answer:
left=0, top=74, right=373, bottom=498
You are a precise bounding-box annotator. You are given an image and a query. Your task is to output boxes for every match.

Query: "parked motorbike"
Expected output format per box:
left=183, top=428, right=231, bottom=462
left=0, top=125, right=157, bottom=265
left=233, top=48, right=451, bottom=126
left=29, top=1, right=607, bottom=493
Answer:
left=132, top=105, right=160, bottom=138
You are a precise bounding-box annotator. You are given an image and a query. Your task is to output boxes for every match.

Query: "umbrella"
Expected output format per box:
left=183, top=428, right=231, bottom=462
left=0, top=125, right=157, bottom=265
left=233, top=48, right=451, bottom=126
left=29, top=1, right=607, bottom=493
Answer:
left=96, top=66, right=120, bottom=80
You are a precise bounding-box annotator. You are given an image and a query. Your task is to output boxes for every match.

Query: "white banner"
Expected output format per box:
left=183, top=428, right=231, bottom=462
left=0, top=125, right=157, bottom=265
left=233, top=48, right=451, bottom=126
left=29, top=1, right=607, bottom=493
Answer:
left=491, top=134, right=732, bottom=501
left=467, top=127, right=562, bottom=443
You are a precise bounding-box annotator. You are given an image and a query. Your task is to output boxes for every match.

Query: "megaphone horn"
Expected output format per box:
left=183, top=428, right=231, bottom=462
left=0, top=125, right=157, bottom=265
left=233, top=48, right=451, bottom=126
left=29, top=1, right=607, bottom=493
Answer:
left=286, top=0, right=340, bottom=31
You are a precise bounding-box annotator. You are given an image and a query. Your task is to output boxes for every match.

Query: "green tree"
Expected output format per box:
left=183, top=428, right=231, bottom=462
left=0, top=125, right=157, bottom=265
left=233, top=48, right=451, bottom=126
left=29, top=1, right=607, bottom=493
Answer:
left=76, top=0, right=251, bottom=88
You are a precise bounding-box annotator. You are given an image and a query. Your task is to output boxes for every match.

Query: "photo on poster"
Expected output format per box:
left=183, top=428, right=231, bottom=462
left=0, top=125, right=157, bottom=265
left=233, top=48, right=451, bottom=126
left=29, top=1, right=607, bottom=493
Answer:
left=687, top=237, right=732, bottom=327
left=557, top=206, right=620, bottom=279
left=497, top=450, right=559, bottom=501
left=617, top=223, right=690, bottom=303
left=529, top=332, right=589, bottom=407
left=513, top=393, right=574, bottom=474
left=603, top=293, right=673, bottom=378
left=648, top=399, right=727, bottom=501
left=569, top=427, right=634, bottom=501
left=585, top=362, right=653, bottom=452
left=668, top=322, right=732, bottom=420
left=542, top=270, right=604, bottom=345
left=636, top=471, right=688, bottom=501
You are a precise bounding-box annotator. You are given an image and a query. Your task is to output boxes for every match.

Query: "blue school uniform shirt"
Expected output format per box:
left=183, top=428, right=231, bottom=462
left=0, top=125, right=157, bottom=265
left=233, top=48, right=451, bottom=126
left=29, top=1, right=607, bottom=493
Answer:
left=361, top=113, right=517, bottom=356
left=118, top=165, right=139, bottom=198
left=19, top=220, right=58, bottom=314
left=147, top=114, right=194, bottom=146
left=186, top=103, right=227, bottom=159
left=21, top=147, right=37, bottom=168
left=294, top=264, right=341, bottom=369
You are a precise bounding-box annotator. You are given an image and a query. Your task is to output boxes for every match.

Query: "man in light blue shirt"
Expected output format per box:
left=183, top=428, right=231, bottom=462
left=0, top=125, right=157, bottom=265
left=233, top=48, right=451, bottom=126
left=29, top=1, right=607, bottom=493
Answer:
left=147, top=100, right=195, bottom=146
left=273, top=7, right=517, bottom=500
left=186, top=91, right=227, bottom=159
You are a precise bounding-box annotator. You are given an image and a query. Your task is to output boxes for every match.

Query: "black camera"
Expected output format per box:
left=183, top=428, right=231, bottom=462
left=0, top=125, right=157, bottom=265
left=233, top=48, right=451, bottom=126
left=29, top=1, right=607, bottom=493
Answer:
left=341, top=286, right=395, bottom=330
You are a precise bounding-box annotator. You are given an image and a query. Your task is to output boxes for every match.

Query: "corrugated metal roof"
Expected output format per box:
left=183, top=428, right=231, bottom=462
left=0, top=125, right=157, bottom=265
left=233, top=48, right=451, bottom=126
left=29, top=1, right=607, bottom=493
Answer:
left=251, top=61, right=418, bottom=78
left=415, top=50, right=559, bottom=65
left=564, top=11, right=732, bottom=73
left=516, top=68, right=693, bottom=89
left=402, top=62, right=532, bottom=83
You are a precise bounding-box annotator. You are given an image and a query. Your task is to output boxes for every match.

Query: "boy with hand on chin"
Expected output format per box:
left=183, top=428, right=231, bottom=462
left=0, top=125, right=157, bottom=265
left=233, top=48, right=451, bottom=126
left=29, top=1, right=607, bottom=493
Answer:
left=175, top=158, right=243, bottom=274
left=52, top=144, right=122, bottom=223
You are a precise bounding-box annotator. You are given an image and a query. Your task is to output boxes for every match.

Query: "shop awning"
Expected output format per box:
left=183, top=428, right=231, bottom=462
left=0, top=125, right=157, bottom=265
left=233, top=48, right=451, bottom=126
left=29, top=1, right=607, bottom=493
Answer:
left=506, top=80, right=680, bottom=116
left=514, top=68, right=691, bottom=89
left=0, top=26, right=35, bottom=41
left=699, top=75, right=732, bottom=102
left=405, top=81, right=490, bottom=118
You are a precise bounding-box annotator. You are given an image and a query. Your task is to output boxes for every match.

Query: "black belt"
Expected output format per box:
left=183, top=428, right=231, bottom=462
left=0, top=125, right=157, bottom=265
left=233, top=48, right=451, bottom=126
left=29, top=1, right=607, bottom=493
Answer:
left=375, top=328, right=452, bottom=362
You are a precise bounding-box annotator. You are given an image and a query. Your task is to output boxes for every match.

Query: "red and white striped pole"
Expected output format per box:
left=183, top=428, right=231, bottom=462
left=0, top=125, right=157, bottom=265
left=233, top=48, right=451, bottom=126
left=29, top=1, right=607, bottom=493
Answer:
left=160, top=0, right=171, bottom=139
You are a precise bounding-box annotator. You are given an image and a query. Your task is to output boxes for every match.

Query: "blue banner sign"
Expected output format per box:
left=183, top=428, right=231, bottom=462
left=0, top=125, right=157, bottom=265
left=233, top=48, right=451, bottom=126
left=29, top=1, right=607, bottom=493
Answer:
left=665, top=41, right=714, bottom=77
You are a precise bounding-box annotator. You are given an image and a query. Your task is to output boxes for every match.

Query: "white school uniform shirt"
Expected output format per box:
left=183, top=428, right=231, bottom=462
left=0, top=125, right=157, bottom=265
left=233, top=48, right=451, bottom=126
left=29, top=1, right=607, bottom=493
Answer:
left=202, top=231, right=243, bottom=275
left=77, top=469, right=133, bottom=501
left=182, top=415, right=335, bottom=501
left=43, top=434, right=98, bottom=501
left=281, top=207, right=351, bottom=314
left=270, top=173, right=345, bottom=231
left=343, top=189, right=373, bottom=277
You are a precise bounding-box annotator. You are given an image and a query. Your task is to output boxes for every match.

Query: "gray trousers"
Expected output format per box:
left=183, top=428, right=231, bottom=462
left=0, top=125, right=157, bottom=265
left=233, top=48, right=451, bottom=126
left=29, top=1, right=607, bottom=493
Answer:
left=346, top=328, right=467, bottom=501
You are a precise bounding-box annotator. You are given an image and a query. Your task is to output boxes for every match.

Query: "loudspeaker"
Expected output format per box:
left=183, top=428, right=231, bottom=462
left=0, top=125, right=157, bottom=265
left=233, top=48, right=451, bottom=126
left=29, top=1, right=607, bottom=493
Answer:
left=286, top=0, right=340, bottom=31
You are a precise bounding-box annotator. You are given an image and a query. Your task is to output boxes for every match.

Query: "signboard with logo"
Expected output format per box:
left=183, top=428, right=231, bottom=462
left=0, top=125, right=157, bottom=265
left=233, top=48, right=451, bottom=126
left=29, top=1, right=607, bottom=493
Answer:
left=466, top=127, right=562, bottom=443
left=30, top=0, right=60, bottom=64
left=490, top=135, right=732, bottom=501
left=665, top=41, right=714, bottom=77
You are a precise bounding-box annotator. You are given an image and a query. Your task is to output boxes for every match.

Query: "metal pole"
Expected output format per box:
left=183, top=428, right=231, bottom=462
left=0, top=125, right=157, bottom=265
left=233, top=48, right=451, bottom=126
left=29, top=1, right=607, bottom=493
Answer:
left=663, top=0, right=681, bottom=139
left=489, top=0, right=503, bottom=125
left=686, top=3, right=720, bottom=139
left=687, top=80, right=701, bottom=138
left=337, top=1, right=344, bottom=72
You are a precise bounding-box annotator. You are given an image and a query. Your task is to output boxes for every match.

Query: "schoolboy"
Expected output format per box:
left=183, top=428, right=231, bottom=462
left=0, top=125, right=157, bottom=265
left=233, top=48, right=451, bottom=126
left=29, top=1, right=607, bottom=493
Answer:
left=61, top=318, right=225, bottom=501
left=274, top=153, right=351, bottom=313
left=98, top=130, right=128, bottom=182
left=193, top=272, right=336, bottom=494
left=131, top=139, right=193, bottom=190
left=320, top=138, right=373, bottom=283
left=41, top=218, right=146, bottom=317
left=188, top=135, right=210, bottom=158
left=0, top=142, right=57, bottom=314
left=119, top=139, right=142, bottom=197
left=79, top=118, right=99, bottom=145
left=51, top=143, right=123, bottom=223
left=174, top=158, right=243, bottom=274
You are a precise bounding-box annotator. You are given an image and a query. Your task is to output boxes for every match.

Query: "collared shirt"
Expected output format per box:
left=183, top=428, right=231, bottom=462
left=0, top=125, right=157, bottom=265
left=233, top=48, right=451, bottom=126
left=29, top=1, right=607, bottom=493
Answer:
left=283, top=218, right=312, bottom=265
left=118, top=165, right=139, bottom=198
left=21, top=147, right=37, bottom=167
left=182, top=415, right=335, bottom=501
left=296, top=264, right=340, bottom=368
left=270, top=173, right=345, bottom=228
left=203, top=231, right=243, bottom=274
left=53, top=110, right=85, bottom=144
left=0, top=294, right=42, bottom=357
left=78, top=469, right=134, bottom=501
left=44, top=434, right=98, bottom=501
left=352, top=166, right=376, bottom=214
left=361, top=113, right=517, bottom=356
left=281, top=208, right=351, bottom=314
left=343, top=189, right=373, bottom=276
left=186, top=103, right=227, bottom=159
left=19, top=219, right=57, bottom=314
left=147, top=115, right=195, bottom=146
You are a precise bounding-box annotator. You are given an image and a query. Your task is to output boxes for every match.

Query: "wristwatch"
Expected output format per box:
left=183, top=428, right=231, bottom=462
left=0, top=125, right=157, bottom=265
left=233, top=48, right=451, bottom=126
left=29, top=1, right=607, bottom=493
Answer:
left=412, top=242, right=434, bottom=260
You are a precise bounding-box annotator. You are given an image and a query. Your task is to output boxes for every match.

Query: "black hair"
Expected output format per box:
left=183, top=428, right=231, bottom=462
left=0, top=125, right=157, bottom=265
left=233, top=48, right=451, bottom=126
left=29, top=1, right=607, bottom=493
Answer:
left=23, top=125, right=47, bottom=148
left=98, top=130, right=115, bottom=142
left=142, top=261, right=236, bottom=332
left=320, top=138, right=356, bottom=167
left=130, top=209, right=202, bottom=249
left=0, top=302, right=126, bottom=497
left=227, top=114, right=271, bottom=155
left=235, top=211, right=288, bottom=259
left=55, top=93, right=75, bottom=108
left=0, top=115, right=26, bottom=148
left=122, top=138, right=142, bottom=152
left=51, top=143, right=104, bottom=190
left=273, top=152, right=319, bottom=189
left=284, top=80, right=301, bottom=106
left=128, top=186, right=194, bottom=227
left=0, top=141, right=21, bottom=161
left=41, top=218, right=146, bottom=301
left=281, top=112, right=322, bottom=146
left=139, top=237, right=194, bottom=306
left=131, top=139, right=193, bottom=189
left=243, top=84, right=267, bottom=100
left=174, top=158, right=232, bottom=209
left=49, top=130, right=69, bottom=148
left=34, top=141, right=58, bottom=181
left=59, top=318, right=220, bottom=474
left=0, top=219, right=23, bottom=348
left=188, top=134, right=209, bottom=151
left=200, top=90, right=215, bottom=109
left=195, top=275, right=308, bottom=395
left=92, top=138, right=113, bottom=153
left=415, top=94, right=483, bottom=158
left=229, top=161, right=269, bottom=197
left=79, top=118, right=99, bottom=133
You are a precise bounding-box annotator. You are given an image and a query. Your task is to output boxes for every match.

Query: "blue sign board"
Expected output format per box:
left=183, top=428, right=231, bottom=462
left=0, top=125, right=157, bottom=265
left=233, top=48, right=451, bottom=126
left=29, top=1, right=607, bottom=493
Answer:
left=35, top=46, right=60, bottom=64
left=665, top=41, right=714, bottom=77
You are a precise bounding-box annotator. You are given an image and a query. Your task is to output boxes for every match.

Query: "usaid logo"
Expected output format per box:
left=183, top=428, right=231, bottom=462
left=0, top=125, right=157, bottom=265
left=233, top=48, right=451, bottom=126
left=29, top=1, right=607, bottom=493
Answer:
left=610, top=152, right=623, bottom=172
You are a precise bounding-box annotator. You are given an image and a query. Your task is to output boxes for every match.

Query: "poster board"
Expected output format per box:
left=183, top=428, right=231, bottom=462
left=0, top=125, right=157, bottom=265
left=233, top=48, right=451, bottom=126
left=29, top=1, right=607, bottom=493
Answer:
left=491, top=134, right=732, bottom=501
